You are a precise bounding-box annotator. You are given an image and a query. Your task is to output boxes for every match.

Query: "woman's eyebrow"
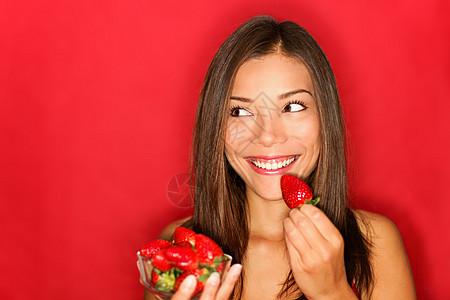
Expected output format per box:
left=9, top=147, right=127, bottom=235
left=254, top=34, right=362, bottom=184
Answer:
left=230, top=89, right=312, bottom=102
left=278, top=89, right=312, bottom=100
left=229, top=96, right=253, bottom=103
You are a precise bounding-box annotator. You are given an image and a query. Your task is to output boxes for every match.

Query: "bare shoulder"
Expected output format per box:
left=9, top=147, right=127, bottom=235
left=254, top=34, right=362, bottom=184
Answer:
left=352, top=209, right=407, bottom=265
left=352, top=209, right=417, bottom=299
left=352, top=209, right=399, bottom=240
left=158, top=216, right=192, bottom=240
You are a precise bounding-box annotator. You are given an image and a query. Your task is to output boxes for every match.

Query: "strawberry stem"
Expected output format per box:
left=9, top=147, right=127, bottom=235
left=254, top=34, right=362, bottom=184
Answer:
left=305, top=197, right=320, bottom=206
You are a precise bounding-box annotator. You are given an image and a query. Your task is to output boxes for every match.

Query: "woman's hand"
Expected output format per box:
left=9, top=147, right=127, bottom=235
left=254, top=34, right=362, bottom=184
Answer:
left=283, top=204, right=357, bottom=300
left=172, top=264, right=242, bottom=300
left=138, top=262, right=242, bottom=300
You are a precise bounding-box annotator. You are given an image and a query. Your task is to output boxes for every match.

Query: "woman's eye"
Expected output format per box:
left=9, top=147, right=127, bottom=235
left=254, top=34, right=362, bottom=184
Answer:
left=230, top=107, right=252, bottom=117
left=283, top=102, right=306, bottom=113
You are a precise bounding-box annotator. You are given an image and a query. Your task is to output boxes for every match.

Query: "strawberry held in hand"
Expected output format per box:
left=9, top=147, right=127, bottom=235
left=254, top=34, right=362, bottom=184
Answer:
left=280, top=174, right=320, bottom=209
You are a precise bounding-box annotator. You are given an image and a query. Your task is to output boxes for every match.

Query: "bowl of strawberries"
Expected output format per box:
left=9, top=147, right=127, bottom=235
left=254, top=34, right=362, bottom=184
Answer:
left=137, top=227, right=232, bottom=299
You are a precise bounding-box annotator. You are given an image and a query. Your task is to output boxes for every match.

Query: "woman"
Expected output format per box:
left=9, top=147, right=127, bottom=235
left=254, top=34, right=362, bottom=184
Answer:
left=144, top=15, right=416, bottom=299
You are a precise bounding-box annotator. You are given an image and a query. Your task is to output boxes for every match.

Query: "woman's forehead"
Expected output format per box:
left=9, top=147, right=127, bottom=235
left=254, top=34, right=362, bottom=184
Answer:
left=231, top=54, right=313, bottom=100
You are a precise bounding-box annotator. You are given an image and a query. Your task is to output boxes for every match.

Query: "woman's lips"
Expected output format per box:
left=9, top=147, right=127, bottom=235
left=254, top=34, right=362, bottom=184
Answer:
left=244, top=155, right=300, bottom=175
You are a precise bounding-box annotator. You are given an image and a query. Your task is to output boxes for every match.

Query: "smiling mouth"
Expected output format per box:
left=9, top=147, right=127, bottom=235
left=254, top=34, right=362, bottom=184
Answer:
left=245, top=155, right=299, bottom=171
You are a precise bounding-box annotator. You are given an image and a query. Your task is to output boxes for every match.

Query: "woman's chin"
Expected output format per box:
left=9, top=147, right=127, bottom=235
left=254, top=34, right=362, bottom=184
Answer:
left=247, top=186, right=284, bottom=202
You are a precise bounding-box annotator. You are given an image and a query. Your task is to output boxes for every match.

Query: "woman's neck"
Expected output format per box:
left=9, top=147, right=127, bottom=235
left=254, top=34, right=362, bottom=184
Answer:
left=246, top=186, right=291, bottom=240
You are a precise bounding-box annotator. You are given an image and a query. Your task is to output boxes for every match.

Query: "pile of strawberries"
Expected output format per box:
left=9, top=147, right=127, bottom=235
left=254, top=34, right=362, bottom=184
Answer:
left=139, top=227, right=227, bottom=296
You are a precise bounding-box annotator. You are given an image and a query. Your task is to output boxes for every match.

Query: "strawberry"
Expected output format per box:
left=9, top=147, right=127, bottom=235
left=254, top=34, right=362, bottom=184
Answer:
left=151, top=269, right=160, bottom=285
left=174, top=227, right=196, bottom=246
left=280, top=174, right=320, bottom=209
left=164, top=246, right=199, bottom=271
left=213, top=256, right=228, bottom=274
left=151, top=249, right=172, bottom=272
left=140, top=239, right=172, bottom=258
left=174, top=268, right=210, bottom=296
left=195, top=234, right=224, bottom=263
left=174, top=241, right=193, bottom=248
left=138, top=232, right=230, bottom=294
left=151, top=269, right=176, bottom=292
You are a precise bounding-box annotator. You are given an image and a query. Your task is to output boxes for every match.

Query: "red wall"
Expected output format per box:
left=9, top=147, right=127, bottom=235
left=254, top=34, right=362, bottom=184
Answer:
left=1, top=1, right=449, bottom=299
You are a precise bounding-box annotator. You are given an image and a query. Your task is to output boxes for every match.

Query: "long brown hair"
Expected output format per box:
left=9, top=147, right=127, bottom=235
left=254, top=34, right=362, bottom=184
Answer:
left=186, top=15, right=373, bottom=299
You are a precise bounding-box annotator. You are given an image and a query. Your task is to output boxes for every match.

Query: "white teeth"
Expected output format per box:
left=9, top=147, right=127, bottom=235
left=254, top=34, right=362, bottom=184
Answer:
left=251, top=157, right=296, bottom=170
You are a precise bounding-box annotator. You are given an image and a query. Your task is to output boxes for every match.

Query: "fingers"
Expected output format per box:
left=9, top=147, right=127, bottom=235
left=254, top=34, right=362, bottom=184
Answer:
left=299, top=204, right=343, bottom=246
left=199, top=272, right=220, bottom=300
left=215, top=264, right=242, bottom=300
left=288, top=207, right=327, bottom=251
left=283, top=216, right=312, bottom=254
left=171, top=275, right=197, bottom=300
left=284, top=205, right=345, bottom=272
left=172, top=264, right=242, bottom=300
left=284, top=231, right=305, bottom=268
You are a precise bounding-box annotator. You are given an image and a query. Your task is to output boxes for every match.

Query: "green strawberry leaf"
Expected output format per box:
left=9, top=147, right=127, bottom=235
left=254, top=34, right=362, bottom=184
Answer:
left=172, top=268, right=183, bottom=277
left=154, top=270, right=176, bottom=292
left=213, top=256, right=225, bottom=263
left=198, top=273, right=211, bottom=282
left=154, top=268, right=162, bottom=275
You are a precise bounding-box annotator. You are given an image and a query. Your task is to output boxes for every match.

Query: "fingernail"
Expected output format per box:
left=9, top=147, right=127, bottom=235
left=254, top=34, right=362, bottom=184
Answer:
left=183, top=275, right=197, bottom=289
left=208, top=272, right=220, bottom=286
left=230, top=264, right=242, bottom=277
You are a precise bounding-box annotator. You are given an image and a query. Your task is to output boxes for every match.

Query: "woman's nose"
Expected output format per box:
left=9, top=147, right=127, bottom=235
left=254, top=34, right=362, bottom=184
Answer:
left=250, top=113, right=288, bottom=147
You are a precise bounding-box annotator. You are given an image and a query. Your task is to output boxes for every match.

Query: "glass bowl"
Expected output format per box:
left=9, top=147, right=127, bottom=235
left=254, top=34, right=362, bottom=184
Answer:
left=137, top=251, right=232, bottom=300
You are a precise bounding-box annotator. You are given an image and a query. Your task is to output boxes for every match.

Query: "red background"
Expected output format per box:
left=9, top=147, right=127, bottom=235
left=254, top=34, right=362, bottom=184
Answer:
left=1, top=1, right=449, bottom=299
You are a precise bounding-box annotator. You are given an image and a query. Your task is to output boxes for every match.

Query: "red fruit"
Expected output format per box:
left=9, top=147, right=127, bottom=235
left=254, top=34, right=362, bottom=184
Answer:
left=140, top=239, right=172, bottom=258
left=280, top=174, right=320, bottom=209
left=151, top=269, right=160, bottom=285
left=214, top=256, right=228, bottom=274
left=164, top=246, right=199, bottom=271
left=151, top=249, right=172, bottom=272
left=174, top=227, right=197, bottom=246
left=174, top=268, right=210, bottom=295
left=151, top=269, right=176, bottom=292
left=195, top=234, right=224, bottom=263
left=174, top=241, right=193, bottom=248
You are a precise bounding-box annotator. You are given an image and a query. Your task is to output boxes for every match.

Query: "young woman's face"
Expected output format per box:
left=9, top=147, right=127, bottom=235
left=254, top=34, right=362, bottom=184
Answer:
left=225, top=53, right=321, bottom=201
